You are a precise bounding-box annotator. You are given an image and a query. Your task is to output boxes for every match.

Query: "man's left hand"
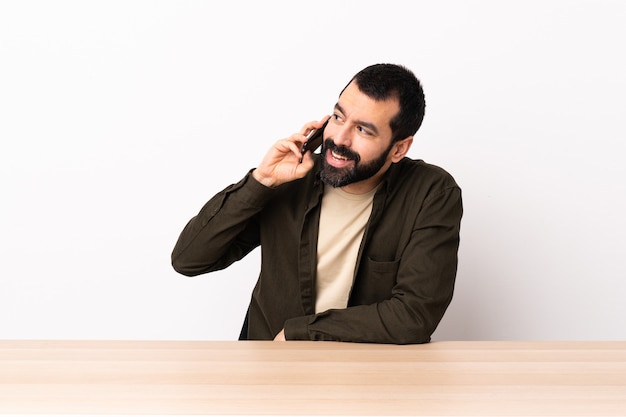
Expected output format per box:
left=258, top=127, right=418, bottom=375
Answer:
left=274, top=329, right=286, bottom=341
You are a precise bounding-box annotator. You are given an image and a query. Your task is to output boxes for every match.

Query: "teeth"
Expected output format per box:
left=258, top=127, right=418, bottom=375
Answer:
left=331, top=150, right=348, bottom=161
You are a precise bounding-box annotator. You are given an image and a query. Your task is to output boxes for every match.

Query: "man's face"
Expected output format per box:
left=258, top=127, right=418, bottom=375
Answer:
left=320, top=81, right=401, bottom=194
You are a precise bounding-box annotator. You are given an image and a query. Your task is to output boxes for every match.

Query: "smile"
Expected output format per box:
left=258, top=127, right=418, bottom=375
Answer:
left=331, top=150, right=350, bottom=161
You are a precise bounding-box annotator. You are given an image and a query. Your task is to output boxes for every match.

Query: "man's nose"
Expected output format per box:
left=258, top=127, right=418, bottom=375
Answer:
left=332, top=124, right=352, bottom=148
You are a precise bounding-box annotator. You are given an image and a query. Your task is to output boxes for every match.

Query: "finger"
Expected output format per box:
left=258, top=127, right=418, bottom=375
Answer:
left=281, top=137, right=304, bottom=160
left=299, top=124, right=316, bottom=137
left=299, top=115, right=331, bottom=136
left=276, top=137, right=304, bottom=152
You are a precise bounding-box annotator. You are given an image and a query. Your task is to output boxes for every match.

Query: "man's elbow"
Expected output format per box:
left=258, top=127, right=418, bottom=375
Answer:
left=171, top=254, right=204, bottom=277
left=391, top=329, right=432, bottom=345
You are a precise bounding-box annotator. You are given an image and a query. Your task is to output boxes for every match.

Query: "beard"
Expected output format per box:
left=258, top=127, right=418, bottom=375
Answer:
left=320, top=138, right=394, bottom=188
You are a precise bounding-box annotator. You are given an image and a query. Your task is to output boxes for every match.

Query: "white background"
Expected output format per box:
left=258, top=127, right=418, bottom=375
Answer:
left=1, top=0, right=625, bottom=341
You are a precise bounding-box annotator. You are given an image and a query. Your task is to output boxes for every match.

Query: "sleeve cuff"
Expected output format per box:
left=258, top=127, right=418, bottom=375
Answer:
left=283, top=315, right=313, bottom=340
left=232, top=169, right=277, bottom=208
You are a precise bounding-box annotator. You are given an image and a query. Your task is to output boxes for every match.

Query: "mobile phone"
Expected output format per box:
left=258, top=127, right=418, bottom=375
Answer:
left=301, top=120, right=329, bottom=156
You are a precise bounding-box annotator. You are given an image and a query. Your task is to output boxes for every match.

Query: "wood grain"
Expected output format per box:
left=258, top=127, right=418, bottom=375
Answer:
left=1, top=340, right=625, bottom=415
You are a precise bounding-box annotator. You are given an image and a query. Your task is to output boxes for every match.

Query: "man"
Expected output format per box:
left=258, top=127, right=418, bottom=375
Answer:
left=171, top=63, right=462, bottom=344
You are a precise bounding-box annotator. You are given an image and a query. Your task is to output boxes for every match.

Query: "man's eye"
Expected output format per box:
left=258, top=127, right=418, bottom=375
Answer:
left=332, top=114, right=343, bottom=122
left=357, top=126, right=371, bottom=135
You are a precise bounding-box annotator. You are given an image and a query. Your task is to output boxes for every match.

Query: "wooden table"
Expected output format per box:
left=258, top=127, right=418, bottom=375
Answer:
left=1, top=340, right=625, bottom=416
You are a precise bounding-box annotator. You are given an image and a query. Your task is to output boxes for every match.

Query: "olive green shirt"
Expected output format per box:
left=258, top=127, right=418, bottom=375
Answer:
left=171, top=156, right=462, bottom=344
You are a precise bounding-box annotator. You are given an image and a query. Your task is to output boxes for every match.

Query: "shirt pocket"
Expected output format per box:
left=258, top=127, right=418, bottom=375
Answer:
left=351, top=257, right=400, bottom=304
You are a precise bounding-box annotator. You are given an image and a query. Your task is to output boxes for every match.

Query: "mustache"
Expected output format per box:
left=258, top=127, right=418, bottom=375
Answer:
left=323, top=139, right=361, bottom=163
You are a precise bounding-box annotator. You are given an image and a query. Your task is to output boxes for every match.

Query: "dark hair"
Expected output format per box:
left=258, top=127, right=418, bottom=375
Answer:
left=341, top=63, right=426, bottom=143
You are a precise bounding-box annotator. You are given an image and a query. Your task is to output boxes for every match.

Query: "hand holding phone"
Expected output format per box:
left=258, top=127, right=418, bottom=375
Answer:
left=300, top=119, right=329, bottom=162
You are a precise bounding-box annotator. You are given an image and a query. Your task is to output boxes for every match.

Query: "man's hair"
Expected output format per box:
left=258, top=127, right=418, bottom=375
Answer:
left=341, top=63, right=426, bottom=143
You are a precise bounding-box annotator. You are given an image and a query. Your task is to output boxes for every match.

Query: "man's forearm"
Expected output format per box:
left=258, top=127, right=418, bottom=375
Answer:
left=171, top=172, right=271, bottom=276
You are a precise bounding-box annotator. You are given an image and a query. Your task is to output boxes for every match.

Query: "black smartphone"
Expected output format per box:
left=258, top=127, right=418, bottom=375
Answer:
left=301, top=120, right=329, bottom=156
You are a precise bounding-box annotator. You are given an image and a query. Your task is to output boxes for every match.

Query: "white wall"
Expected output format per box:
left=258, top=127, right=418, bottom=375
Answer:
left=1, top=0, right=625, bottom=341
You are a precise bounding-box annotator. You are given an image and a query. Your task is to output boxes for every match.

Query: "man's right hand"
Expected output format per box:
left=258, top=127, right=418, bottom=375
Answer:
left=252, top=117, right=329, bottom=188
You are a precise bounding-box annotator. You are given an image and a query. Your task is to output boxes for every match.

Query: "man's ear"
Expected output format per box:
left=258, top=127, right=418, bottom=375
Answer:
left=390, top=136, right=413, bottom=163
